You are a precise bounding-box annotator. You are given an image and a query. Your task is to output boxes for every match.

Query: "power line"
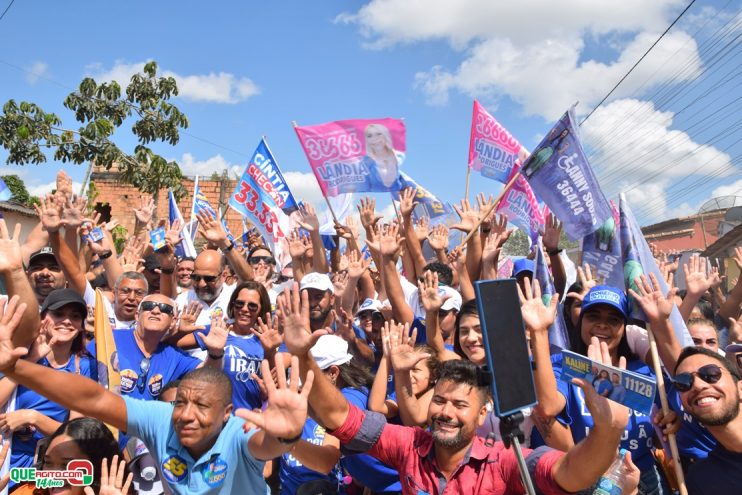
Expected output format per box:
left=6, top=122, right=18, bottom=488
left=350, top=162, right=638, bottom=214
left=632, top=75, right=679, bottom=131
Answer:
left=0, top=0, right=14, bottom=22
left=580, top=0, right=698, bottom=126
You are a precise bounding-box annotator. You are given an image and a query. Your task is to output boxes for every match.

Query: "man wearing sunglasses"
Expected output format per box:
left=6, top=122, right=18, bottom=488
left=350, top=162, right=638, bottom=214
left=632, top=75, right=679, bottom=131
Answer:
left=673, top=346, right=742, bottom=494
left=87, top=294, right=227, bottom=401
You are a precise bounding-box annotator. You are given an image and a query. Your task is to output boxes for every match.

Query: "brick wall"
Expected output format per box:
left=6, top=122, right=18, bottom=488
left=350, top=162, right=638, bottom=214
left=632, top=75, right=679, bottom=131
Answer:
left=90, top=165, right=247, bottom=241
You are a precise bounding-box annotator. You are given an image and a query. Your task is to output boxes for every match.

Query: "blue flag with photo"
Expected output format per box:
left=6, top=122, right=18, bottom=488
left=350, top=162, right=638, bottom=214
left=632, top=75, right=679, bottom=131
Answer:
left=581, top=201, right=624, bottom=289
left=534, top=237, right=569, bottom=351
left=193, top=182, right=217, bottom=217
left=0, top=178, right=11, bottom=202
left=394, top=172, right=456, bottom=225
left=619, top=194, right=693, bottom=347
left=520, top=105, right=612, bottom=240
left=168, top=190, right=197, bottom=259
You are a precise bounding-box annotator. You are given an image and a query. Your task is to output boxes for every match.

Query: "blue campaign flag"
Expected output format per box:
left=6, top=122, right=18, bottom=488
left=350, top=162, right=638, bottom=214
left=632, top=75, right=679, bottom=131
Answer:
left=520, top=105, right=612, bottom=239
left=534, top=238, right=570, bottom=351
left=221, top=216, right=236, bottom=244
left=168, top=190, right=197, bottom=259
left=238, top=138, right=298, bottom=215
left=581, top=201, right=624, bottom=289
left=193, top=182, right=217, bottom=218
left=0, top=178, right=11, bottom=202
left=394, top=172, right=455, bottom=225
left=619, top=194, right=693, bottom=347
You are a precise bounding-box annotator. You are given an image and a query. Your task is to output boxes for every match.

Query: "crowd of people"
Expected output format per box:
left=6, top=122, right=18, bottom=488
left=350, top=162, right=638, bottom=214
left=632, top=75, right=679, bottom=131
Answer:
left=0, top=170, right=738, bottom=495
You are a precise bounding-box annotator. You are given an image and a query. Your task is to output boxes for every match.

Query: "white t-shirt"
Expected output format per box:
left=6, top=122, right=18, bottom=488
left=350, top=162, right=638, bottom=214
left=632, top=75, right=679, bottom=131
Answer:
left=84, top=281, right=135, bottom=330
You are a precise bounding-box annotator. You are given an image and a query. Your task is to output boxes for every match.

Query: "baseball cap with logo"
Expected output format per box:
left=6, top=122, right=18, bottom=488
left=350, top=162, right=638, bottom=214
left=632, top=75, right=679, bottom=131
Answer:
left=28, top=247, right=57, bottom=267
left=581, top=285, right=629, bottom=320
left=356, top=298, right=383, bottom=316
left=310, top=335, right=354, bottom=370
left=300, top=273, right=334, bottom=294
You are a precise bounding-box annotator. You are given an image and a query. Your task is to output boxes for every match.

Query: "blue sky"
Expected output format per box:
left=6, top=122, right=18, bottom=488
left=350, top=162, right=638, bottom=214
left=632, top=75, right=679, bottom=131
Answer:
left=1, top=0, right=740, bottom=226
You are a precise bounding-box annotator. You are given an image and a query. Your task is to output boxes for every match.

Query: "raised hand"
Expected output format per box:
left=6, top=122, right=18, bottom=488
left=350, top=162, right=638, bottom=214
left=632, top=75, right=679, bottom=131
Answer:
left=451, top=199, right=480, bottom=233
left=177, top=302, right=205, bottom=334
left=427, top=224, right=449, bottom=252
left=134, top=197, right=155, bottom=226
left=418, top=271, right=443, bottom=313
left=236, top=355, right=314, bottom=441
left=296, top=203, right=320, bottom=232
left=60, top=195, right=87, bottom=230
left=165, top=218, right=185, bottom=248
left=254, top=314, right=283, bottom=353
left=628, top=273, right=676, bottom=323
left=399, top=187, right=418, bottom=218
left=278, top=284, right=327, bottom=356
left=379, top=223, right=405, bottom=260
left=0, top=220, right=24, bottom=274
left=414, top=216, right=430, bottom=242
left=55, top=170, right=73, bottom=204
left=287, top=228, right=308, bottom=260
left=384, top=321, right=427, bottom=372
left=475, top=193, right=496, bottom=223
left=34, top=195, right=63, bottom=233
left=357, top=197, right=383, bottom=231
left=365, top=223, right=382, bottom=255
left=347, top=250, right=370, bottom=279
left=199, top=314, right=229, bottom=357
left=447, top=246, right=466, bottom=274
left=83, top=456, right=133, bottom=495
left=482, top=231, right=502, bottom=266
left=197, top=209, right=228, bottom=247
left=0, top=296, right=30, bottom=372
left=566, top=264, right=599, bottom=303
left=683, top=255, right=717, bottom=298
left=331, top=271, right=350, bottom=299
left=576, top=337, right=630, bottom=430
left=542, top=213, right=562, bottom=252
left=517, top=278, right=558, bottom=333
left=333, top=308, right=356, bottom=343
left=27, top=319, right=56, bottom=363
left=121, top=236, right=146, bottom=272
left=727, top=314, right=742, bottom=344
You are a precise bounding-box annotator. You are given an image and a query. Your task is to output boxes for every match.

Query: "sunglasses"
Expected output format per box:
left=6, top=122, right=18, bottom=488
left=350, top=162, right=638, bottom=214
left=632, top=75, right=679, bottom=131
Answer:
left=137, top=357, right=151, bottom=394
left=248, top=256, right=275, bottom=266
left=191, top=274, right=219, bottom=284
left=139, top=300, right=175, bottom=315
left=232, top=300, right=260, bottom=312
left=672, top=364, right=723, bottom=392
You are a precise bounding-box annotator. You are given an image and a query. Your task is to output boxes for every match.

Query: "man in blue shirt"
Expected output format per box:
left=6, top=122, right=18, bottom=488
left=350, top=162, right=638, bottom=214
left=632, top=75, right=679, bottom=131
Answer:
left=0, top=304, right=315, bottom=495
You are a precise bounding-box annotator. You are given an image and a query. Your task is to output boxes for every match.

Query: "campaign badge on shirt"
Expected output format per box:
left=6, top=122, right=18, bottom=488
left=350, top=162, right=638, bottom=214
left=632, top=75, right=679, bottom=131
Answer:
left=148, top=373, right=164, bottom=397
left=313, top=424, right=326, bottom=439
left=211, top=307, right=224, bottom=320
left=203, top=457, right=228, bottom=487
left=162, top=455, right=189, bottom=483
left=120, top=369, right=138, bottom=394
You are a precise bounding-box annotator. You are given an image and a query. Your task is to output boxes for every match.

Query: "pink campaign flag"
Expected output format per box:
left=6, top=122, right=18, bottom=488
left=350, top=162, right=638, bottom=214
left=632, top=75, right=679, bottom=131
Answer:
left=497, top=163, right=545, bottom=245
left=295, top=118, right=406, bottom=197
left=468, top=100, right=529, bottom=184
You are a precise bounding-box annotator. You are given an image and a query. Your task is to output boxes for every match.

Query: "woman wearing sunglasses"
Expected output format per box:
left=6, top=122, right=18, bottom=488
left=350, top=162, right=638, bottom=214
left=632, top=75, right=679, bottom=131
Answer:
left=0, top=291, right=96, bottom=491
left=672, top=346, right=742, bottom=495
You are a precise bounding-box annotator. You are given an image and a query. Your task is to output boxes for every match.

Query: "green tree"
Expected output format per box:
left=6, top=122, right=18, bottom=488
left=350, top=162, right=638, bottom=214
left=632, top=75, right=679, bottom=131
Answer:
left=0, top=61, right=188, bottom=215
left=0, top=174, right=39, bottom=207
left=501, top=228, right=530, bottom=257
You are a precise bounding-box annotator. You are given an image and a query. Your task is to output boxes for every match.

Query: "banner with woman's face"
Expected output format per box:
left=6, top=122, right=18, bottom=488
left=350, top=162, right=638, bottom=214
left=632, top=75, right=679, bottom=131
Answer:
left=295, top=117, right=406, bottom=197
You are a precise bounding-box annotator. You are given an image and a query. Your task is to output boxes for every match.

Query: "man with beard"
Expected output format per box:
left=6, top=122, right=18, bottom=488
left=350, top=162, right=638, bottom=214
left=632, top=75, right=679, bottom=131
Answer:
left=26, top=247, right=66, bottom=304
left=278, top=284, right=630, bottom=494
left=673, top=347, right=742, bottom=494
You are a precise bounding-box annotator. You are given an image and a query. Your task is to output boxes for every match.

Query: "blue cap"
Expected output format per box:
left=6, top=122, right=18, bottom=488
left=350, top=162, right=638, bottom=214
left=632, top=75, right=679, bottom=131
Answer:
left=512, top=258, right=535, bottom=277
left=581, top=285, right=628, bottom=320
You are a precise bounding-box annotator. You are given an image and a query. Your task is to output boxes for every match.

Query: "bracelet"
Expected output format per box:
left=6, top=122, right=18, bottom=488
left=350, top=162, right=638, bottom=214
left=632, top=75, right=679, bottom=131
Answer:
left=547, top=248, right=563, bottom=256
left=277, top=432, right=303, bottom=444
left=480, top=227, right=491, bottom=233
left=223, top=240, right=235, bottom=252
left=160, top=267, right=174, bottom=274
left=99, top=250, right=113, bottom=260
left=208, top=351, right=224, bottom=360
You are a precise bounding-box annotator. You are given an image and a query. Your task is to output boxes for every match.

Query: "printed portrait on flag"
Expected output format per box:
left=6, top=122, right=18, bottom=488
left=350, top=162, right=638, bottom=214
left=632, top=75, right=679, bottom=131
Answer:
left=295, top=118, right=406, bottom=197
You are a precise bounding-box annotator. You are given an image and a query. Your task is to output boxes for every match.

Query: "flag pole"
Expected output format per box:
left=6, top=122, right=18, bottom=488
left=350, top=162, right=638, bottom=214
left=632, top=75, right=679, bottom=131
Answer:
left=292, top=120, right=340, bottom=224
left=456, top=171, right=520, bottom=249
left=464, top=165, right=471, bottom=202
left=647, top=324, right=688, bottom=495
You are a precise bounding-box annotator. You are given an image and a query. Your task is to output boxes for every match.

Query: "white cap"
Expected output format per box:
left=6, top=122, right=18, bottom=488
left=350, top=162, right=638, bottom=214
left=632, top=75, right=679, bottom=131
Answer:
left=356, top=298, right=383, bottom=316
left=311, top=335, right=354, bottom=369
left=300, top=272, right=334, bottom=294
left=439, top=286, right=462, bottom=311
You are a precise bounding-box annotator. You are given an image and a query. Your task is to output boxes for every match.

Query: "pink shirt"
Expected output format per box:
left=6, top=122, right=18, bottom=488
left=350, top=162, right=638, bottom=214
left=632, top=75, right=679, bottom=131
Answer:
left=332, top=404, right=570, bottom=495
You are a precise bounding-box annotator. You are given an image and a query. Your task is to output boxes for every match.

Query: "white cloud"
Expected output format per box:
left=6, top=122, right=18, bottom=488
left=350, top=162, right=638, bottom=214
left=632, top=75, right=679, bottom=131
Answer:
left=27, top=181, right=83, bottom=198
left=24, top=62, right=48, bottom=85
left=283, top=171, right=325, bottom=206
left=712, top=179, right=742, bottom=198
left=177, top=153, right=240, bottom=177
left=87, top=61, right=260, bottom=104
left=582, top=98, right=733, bottom=222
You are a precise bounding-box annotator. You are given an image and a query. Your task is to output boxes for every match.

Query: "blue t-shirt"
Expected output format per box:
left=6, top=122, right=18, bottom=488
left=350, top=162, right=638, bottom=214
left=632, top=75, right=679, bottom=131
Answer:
left=124, top=397, right=266, bottom=495
left=195, top=331, right=264, bottom=411
left=594, top=378, right=613, bottom=397
left=339, top=387, right=402, bottom=493
left=520, top=353, right=571, bottom=449
left=563, top=359, right=658, bottom=471
left=665, top=375, right=717, bottom=460
left=10, top=355, right=96, bottom=476
left=279, top=417, right=341, bottom=495
left=87, top=329, right=201, bottom=400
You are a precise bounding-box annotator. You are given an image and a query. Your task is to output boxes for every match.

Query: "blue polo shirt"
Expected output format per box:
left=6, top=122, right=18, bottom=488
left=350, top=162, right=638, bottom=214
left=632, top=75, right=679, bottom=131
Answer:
left=88, top=329, right=201, bottom=400
left=124, top=397, right=266, bottom=495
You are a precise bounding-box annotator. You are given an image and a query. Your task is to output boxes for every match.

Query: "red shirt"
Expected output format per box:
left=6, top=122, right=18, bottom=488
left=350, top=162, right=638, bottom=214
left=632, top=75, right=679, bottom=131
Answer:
left=332, top=404, right=570, bottom=495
